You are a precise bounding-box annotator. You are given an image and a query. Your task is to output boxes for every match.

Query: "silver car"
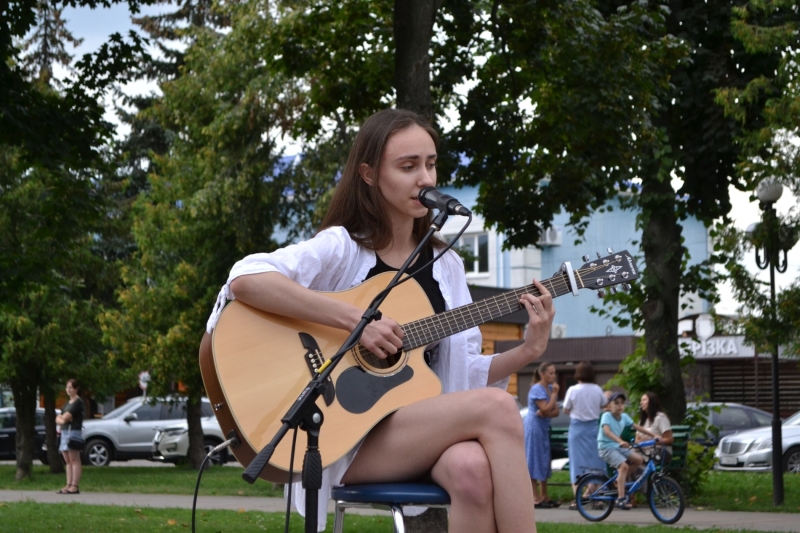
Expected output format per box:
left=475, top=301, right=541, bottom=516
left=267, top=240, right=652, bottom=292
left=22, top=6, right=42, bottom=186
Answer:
left=152, top=414, right=229, bottom=465
left=715, top=410, right=800, bottom=473
left=81, top=397, right=214, bottom=466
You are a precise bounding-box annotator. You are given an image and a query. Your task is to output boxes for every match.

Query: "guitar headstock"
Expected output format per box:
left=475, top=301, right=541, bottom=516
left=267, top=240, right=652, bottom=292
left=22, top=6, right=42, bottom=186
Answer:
left=576, top=249, right=639, bottom=297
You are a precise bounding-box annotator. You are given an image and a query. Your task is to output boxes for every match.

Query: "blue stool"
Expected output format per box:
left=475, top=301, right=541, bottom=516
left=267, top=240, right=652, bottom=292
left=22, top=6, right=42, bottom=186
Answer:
left=331, top=483, right=450, bottom=533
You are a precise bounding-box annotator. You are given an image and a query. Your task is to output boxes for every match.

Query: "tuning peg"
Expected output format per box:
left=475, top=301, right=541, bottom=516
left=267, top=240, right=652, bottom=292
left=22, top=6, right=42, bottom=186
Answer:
left=609, top=287, right=618, bottom=295
left=596, top=252, right=602, bottom=259
left=597, top=290, right=606, bottom=298
left=582, top=254, right=591, bottom=262
left=607, top=247, right=615, bottom=254
left=622, top=283, right=631, bottom=292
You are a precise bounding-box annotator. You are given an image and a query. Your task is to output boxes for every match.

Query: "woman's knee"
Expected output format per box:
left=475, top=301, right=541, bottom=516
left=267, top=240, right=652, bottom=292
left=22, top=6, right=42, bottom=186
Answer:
left=471, top=388, right=522, bottom=436
left=437, top=444, right=494, bottom=507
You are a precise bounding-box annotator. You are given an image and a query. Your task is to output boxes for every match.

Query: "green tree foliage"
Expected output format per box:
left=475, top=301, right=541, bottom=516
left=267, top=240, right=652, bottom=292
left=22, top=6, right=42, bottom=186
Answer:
left=1, top=0, right=150, bottom=169
left=447, top=0, right=800, bottom=424
left=709, top=1, right=800, bottom=363
left=102, top=0, right=304, bottom=468
left=18, top=0, right=83, bottom=85
left=0, top=0, right=135, bottom=479
left=0, top=144, right=119, bottom=478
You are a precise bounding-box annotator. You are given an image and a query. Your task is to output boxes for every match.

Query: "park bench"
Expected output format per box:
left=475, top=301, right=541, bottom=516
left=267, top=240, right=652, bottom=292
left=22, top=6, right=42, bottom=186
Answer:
left=548, top=423, right=690, bottom=480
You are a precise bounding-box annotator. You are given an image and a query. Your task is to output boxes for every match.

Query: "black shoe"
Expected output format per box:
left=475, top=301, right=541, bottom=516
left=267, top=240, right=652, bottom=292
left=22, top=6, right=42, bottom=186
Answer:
left=534, top=501, right=553, bottom=509
left=546, top=499, right=561, bottom=508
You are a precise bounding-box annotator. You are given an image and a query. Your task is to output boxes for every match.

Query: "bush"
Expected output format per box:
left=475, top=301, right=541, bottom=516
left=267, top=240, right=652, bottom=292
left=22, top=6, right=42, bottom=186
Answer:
left=679, top=440, right=716, bottom=497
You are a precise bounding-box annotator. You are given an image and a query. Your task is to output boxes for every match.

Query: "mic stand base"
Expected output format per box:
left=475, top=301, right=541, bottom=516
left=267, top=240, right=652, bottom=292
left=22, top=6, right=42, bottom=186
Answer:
left=301, top=405, right=324, bottom=533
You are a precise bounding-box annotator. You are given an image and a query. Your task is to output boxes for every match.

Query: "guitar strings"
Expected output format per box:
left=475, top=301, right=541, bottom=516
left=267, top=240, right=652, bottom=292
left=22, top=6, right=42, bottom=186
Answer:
left=313, top=260, right=623, bottom=371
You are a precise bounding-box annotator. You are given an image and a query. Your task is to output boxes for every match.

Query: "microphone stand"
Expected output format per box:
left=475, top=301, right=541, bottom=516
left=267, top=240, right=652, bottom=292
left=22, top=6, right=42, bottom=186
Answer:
left=242, top=210, right=450, bottom=533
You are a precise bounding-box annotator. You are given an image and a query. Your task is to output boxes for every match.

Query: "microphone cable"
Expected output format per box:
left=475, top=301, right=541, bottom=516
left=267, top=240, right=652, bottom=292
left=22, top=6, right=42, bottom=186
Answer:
left=283, top=427, right=299, bottom=533
left=191, top=431, right=240, bottom=533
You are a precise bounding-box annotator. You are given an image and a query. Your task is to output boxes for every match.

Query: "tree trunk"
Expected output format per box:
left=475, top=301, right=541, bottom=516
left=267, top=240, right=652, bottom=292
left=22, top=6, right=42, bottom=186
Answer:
left=43, top=389, right=64, bottom=473
left=187, top=395, right=206, bottom=469
left=639, top=171, right=687, bottom=424
left=393, top=0, right=443, bottom=121
left=405, top=508, right=447, bottom=533
left=393, top=5, right=448, bottom=529
left=10, top=380, right=37, bottom=480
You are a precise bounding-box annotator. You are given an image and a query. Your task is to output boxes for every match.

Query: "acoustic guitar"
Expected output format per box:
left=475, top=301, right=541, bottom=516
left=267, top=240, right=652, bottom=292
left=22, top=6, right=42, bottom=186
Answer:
left=199, top=250, right=639, bottom=482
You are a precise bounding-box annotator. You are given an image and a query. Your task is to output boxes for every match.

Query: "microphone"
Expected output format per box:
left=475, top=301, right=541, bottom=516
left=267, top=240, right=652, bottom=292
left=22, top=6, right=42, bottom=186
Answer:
left=418, top=186, right=472, bottom=216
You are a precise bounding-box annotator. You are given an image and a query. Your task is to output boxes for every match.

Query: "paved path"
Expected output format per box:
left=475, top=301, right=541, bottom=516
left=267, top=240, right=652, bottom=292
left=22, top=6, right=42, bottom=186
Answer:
left=0, top=490, right=797, bottom=531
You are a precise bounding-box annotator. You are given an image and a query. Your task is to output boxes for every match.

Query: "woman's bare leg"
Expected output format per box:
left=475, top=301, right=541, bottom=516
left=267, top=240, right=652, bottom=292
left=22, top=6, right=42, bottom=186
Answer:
left=431, top=441, right=496, bottom=532
left=68, top=450, right=82, bottom=490
left=61, top=451, right=71, bottom=490
left=341, top=387, right=536, bottom=533
left=531, top=479, right=542, bottom=503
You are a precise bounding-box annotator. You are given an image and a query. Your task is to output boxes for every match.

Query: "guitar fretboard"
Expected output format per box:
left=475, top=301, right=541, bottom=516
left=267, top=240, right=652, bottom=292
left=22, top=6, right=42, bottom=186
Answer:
left=400, top=273, right=574, bottom=351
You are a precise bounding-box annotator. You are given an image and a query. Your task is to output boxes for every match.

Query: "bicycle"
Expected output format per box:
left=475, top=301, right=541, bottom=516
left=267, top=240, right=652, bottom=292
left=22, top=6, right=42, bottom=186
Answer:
left=575, top=439, right=686, bottom=524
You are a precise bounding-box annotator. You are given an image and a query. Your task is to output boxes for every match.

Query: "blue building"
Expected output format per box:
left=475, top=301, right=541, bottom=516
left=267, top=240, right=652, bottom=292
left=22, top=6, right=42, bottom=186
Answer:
left=436, top=184, right=717, bottom=401
left=438, top=184, right=712, bottom=339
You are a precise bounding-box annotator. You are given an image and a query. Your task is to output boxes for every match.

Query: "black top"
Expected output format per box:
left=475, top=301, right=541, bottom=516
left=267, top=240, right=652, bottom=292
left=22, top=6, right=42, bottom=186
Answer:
left=61, top=397, right=85, bottom=431
left=365, top=245, right=446, bottom=314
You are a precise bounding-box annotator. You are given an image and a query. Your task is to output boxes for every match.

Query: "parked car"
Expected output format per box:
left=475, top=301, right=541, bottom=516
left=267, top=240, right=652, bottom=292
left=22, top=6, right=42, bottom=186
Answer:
left=0, top=407, right=50, bottom=463
left=520, top=401, right=570, bottom=459
left=80, top=397, right=214, bottom=466
left=687, top=401, right=773, bottom=445
left=152, top=414, right=228, bottom=465
left=714, top=410, right=800, bottom=473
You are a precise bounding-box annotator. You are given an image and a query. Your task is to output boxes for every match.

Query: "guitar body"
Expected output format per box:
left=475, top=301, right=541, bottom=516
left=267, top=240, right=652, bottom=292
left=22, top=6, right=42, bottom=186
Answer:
left=200, top=272, right=443, bottom=482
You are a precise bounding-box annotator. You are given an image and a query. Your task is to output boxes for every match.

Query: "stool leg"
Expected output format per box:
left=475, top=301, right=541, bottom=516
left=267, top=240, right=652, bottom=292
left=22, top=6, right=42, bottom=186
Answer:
left=333, top=502, right=346, bottom=533
left=390, top=504, right=405, bottom=533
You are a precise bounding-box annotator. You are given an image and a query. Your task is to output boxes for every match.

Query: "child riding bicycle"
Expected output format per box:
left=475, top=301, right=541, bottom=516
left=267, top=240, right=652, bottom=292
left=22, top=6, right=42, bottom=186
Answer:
left=597, top=392, right=660, bottom=510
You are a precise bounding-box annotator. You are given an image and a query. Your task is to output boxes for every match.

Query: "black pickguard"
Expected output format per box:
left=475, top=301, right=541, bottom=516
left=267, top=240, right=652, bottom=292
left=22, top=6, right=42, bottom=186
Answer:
left=335, top=366, right=414, bottom=414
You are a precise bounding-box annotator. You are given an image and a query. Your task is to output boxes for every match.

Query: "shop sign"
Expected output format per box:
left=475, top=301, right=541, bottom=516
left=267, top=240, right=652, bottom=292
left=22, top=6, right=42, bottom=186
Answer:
left=679, top=335, right=758, bottom=359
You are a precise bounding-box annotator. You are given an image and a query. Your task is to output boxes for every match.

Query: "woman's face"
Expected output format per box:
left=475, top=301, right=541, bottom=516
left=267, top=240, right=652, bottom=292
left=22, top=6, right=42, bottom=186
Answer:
left=542, top=365, right=556, bottom=384
left=368, top=125, right=437, bottom=224
left=640, top=394, right=649, bottom=411
left=65, top=382, right=75, bottom=395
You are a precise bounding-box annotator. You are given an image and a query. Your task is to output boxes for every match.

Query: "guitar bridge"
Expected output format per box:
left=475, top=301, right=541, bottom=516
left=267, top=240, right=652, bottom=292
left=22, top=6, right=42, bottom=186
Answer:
left=298, top=332, right=336, bottom=406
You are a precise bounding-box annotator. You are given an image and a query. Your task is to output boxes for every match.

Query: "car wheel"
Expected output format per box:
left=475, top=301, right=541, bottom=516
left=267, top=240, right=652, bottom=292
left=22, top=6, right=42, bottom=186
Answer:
left=84, top=439, right=112, bottom=467
left=783, top=446, right=800, bottom=474
left=204, top=438, right=227, bottom=465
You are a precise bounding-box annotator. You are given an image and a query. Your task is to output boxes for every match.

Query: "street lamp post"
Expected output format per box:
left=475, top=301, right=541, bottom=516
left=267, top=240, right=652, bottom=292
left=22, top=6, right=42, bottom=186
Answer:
left=748, top=178, right=789, bottom=506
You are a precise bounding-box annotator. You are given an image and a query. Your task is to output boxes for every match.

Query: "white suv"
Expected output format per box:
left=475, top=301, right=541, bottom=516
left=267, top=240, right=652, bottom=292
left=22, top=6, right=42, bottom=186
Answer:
left=152, top=415, right=229, bottom=465
left=81, top=397, right=215, bottom=466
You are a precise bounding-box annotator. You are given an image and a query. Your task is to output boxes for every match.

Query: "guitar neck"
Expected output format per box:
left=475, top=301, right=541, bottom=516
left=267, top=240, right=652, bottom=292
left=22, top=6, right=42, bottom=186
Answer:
left=401, top=272, right=574, bottom=351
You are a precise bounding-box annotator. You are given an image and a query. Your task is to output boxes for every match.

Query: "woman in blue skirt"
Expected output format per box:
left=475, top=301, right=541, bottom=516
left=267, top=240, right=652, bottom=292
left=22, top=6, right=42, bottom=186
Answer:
left=562, top=361, right=608, bottom=509
left=524, top=361, right=561, bottom=508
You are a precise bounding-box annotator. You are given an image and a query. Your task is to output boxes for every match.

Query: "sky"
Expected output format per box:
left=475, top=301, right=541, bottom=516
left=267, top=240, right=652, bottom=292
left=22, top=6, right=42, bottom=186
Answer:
left=58, top=4, right=800, bottom=316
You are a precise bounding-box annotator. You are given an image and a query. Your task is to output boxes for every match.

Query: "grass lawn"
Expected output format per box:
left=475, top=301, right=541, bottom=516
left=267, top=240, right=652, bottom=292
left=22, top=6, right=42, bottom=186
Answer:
left=2, top=464, right=798, bottom=516
left=0, top=501, right=768, bottom=533
left=690, top=470, right=800, bottom=513
left=0, top=464, right=284, bottom=498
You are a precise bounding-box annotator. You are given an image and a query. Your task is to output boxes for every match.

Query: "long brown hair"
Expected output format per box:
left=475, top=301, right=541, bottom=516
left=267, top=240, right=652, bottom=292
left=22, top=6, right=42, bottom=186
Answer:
left=639, top=391, right=663, bottom=425
left=319, top=109, right=445, bottom=251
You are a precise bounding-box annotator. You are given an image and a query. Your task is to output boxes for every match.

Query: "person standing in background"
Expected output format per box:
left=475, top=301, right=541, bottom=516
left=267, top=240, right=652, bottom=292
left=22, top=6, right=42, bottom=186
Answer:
left=563, top=361, right=608, bottom=509
left=524, top=362, right=561, bottom=508
left=55, top=378, right=84, bottom=494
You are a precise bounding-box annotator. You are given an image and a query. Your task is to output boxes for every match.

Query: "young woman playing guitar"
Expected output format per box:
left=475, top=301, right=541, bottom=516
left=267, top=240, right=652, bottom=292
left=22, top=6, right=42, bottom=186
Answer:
left=203, top=109, right=555, bottom=532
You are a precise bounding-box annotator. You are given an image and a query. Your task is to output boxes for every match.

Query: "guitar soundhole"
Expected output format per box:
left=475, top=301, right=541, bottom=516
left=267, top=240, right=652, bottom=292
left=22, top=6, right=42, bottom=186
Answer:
left=354, top=345, right=406, bottom=375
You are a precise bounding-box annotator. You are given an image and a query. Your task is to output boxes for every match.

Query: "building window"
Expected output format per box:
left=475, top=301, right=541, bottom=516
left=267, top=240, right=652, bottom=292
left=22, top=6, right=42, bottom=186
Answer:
left=448, top=233, right=489, bottom=274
